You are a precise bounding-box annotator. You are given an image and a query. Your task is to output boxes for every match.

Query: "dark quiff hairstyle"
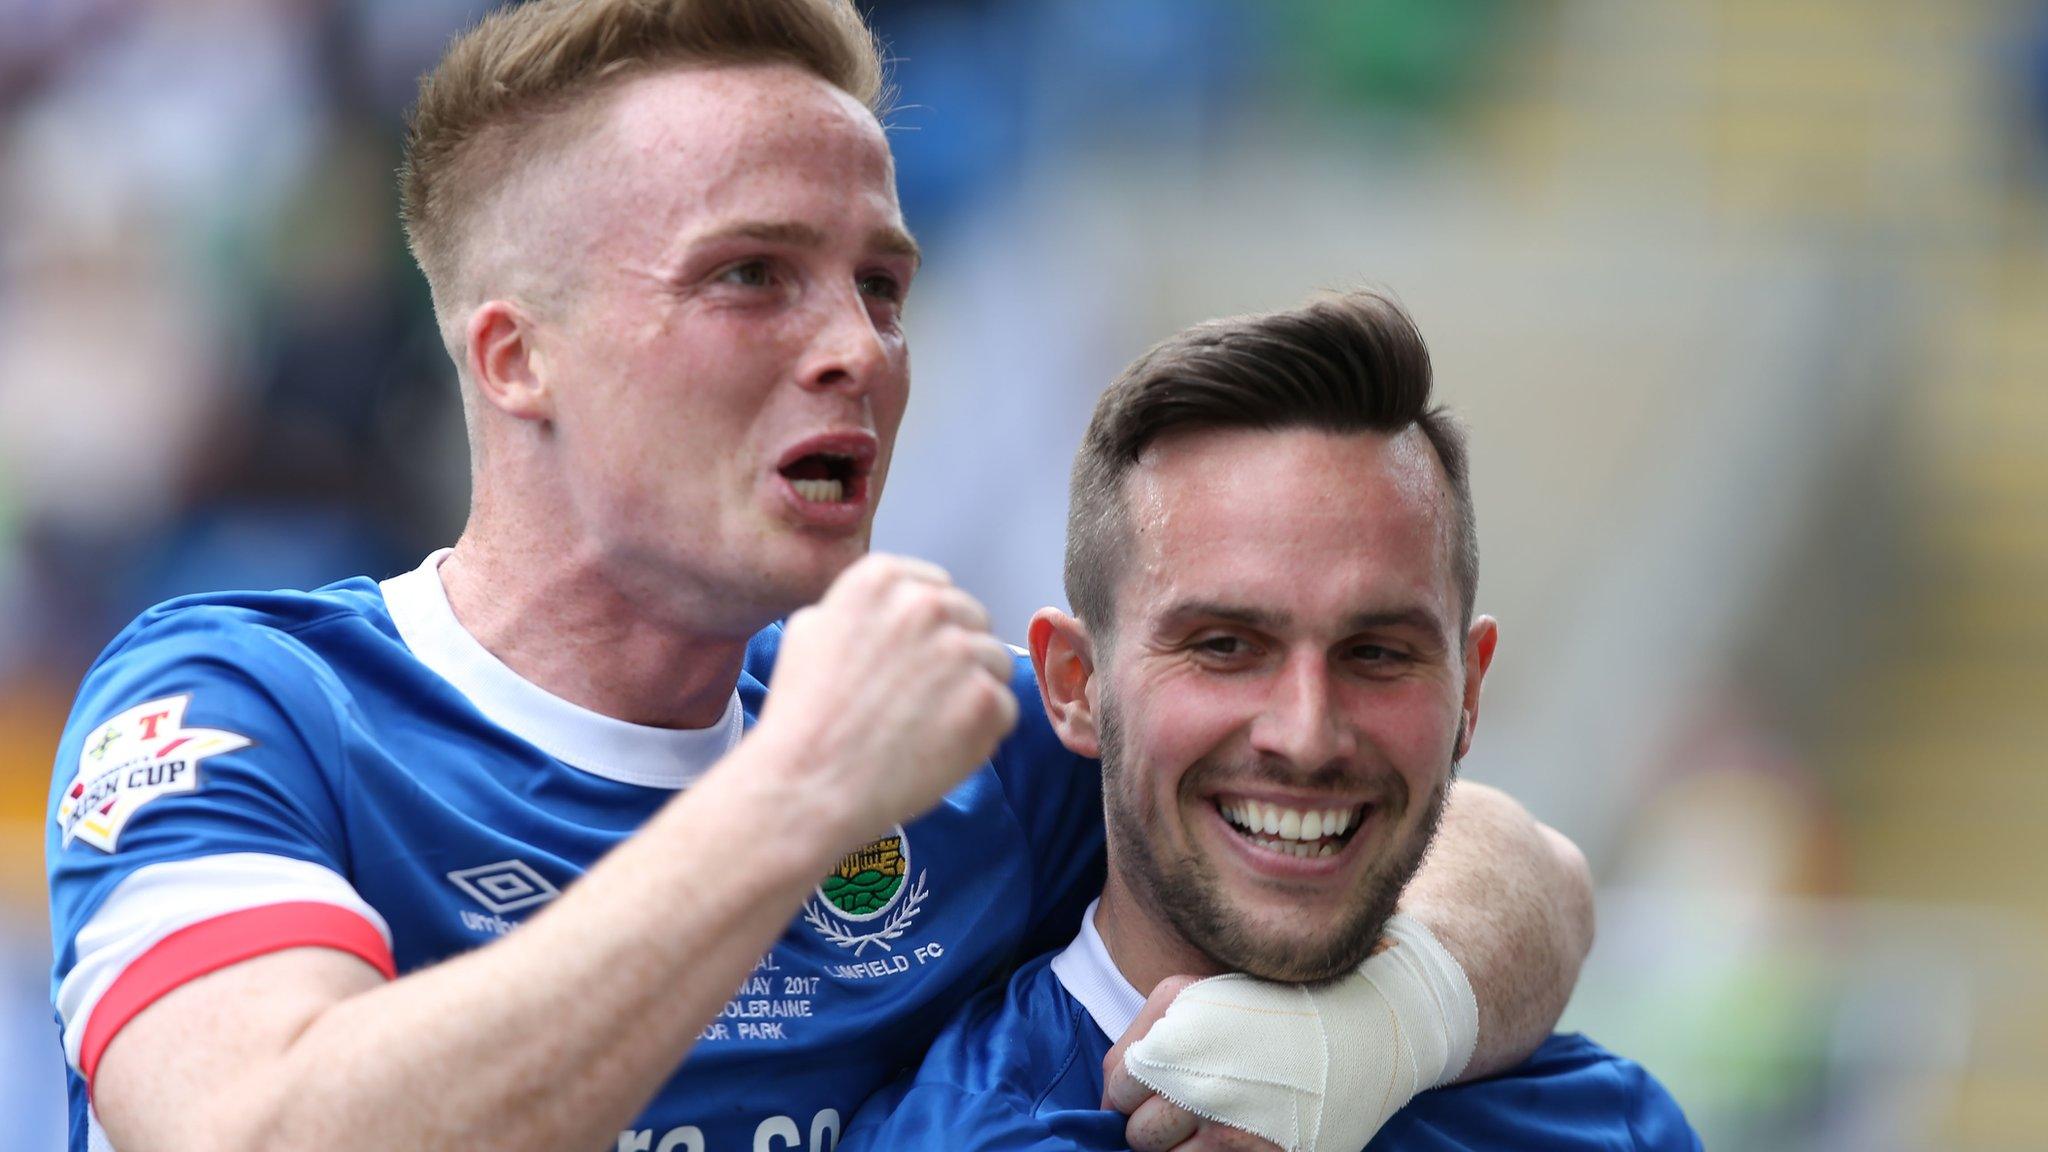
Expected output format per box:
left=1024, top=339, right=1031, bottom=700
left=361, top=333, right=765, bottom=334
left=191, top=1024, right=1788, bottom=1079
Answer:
left=400, top=0, right=885, bottom=301
left=1064, top=290, right=1478, bottom=636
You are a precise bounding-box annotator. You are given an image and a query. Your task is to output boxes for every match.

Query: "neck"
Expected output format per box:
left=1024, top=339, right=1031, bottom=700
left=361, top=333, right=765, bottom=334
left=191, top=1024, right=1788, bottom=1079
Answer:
left=1094, top=873, right=1227, bottom=998
left=440, top=524, right=753, bottom=731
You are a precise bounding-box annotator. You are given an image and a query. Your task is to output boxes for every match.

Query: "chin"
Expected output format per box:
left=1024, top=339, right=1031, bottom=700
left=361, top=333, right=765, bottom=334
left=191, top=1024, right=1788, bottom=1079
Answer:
left=1210, top=937, right=1360, bottom=984
left=1229, top=915, right=1374, bottom=982
left=1163, top=886, right=1386, bottom=985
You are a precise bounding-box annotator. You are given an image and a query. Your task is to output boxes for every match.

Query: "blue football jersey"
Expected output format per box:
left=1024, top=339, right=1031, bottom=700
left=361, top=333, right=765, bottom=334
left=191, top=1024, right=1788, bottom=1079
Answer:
left=840, top=906, right=1702, bottom=1152
left=47, top=552, right=1105, bottom=1152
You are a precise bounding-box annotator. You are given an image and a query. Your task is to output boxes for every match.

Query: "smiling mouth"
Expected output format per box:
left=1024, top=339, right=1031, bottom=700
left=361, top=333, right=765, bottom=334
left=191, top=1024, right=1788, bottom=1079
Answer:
left=1215, top=798, right=1369, bottom=859
left=779, top=453, right=864, bottom=505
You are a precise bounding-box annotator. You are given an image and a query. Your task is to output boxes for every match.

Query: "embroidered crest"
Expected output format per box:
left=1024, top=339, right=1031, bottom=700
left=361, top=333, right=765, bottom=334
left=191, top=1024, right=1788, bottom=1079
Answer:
left=802, top=825, right=928, bottom=955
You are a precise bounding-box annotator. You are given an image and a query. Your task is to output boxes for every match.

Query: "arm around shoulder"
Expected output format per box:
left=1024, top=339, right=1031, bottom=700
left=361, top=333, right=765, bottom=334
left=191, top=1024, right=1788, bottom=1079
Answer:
left=1399, top=780, right=1597, bottom=1080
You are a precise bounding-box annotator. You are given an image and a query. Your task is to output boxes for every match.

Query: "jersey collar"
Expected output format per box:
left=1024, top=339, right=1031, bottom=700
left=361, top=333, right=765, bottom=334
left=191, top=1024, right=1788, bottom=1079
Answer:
left=380, top=550, right=743, bottom=790
left=1049, top=899, right=1147, bottom=1041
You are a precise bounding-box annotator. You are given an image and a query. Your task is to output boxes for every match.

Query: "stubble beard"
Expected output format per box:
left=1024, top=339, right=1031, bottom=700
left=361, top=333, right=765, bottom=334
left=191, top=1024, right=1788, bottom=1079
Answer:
left=1098, top=692, right=1455, bottom=984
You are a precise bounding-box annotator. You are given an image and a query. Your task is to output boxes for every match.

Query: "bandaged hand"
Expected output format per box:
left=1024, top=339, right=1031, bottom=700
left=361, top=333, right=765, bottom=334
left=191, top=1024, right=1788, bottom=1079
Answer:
left=1108, top=914, right=1478, bottom=1152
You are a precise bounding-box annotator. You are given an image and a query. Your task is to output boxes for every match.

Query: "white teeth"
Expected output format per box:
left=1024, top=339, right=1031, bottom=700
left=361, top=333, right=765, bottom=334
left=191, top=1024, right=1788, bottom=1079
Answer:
left=1219, top=798, right=1366, bottom=845
left=791, top=478, right=845, bottom=503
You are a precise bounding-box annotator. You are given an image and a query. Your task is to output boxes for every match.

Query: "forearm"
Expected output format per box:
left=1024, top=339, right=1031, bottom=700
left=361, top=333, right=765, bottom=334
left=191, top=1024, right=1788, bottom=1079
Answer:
left=1397, top=780, right=1595, bottom=1080
left=102, top=740, right=857, bottom=1152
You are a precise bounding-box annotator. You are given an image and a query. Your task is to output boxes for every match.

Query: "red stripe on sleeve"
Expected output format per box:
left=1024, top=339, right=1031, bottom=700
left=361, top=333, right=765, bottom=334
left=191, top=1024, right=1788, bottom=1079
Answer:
left=80, top=901, right=395, bottom=1086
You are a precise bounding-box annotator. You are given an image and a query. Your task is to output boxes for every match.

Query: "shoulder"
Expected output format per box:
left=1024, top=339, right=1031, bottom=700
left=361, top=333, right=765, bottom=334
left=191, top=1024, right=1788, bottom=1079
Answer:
left=89, top=580, right=388, bottom=686
left=52, top=580, right=396, bottom=855
left=1379, top=1034, right=1700, bottom=1152
left=66, top=581, right=389, bottom=738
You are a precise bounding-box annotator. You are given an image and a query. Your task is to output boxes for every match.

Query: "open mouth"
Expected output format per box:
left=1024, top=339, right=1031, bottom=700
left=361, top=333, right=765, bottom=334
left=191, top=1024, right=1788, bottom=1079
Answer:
left=1215, top=797, right=1369, bottom=859
left=779, top=452, right=863, bottom=504
left=775, top=434, right=876, bottom=508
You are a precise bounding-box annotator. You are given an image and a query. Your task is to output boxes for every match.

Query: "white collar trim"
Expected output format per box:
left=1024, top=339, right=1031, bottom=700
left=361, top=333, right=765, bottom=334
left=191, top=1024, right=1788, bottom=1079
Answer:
left=1049, top=899, right=1146, bottom=1040
left=380, top=550, right=742, bottom=790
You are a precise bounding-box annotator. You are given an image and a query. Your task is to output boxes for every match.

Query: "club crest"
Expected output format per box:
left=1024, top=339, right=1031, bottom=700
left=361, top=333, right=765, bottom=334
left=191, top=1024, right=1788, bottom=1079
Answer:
left=803, top=825, right=928, bottom=955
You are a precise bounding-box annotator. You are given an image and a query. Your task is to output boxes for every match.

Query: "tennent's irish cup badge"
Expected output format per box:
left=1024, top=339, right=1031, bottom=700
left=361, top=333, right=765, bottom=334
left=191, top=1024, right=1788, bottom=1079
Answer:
left=803, top=825, right=928, bottom=955
left=57, top=694, right=253, bottom=853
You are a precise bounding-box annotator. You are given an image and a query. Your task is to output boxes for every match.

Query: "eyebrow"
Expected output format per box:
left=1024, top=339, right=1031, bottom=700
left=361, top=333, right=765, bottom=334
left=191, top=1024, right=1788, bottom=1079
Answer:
left=1342, top=607, right=1451, bottom=639
left=694, top=220, right=922, bottom=266
left=1159, top=601, right=1450, bottom=641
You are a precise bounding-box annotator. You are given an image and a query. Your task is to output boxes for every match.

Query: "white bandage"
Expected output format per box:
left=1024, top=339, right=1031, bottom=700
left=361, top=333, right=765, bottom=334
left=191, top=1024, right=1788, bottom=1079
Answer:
left=1123, top=914, right=1479, bottom=1152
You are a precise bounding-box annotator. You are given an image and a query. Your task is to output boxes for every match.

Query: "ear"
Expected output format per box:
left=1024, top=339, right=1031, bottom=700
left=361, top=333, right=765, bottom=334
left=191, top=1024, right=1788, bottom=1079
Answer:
left=1027, top=607, right=1100, bottom=758
left=465, top=299, right=554, bottom=423
left=1455, top=615, right=1499, bottom=761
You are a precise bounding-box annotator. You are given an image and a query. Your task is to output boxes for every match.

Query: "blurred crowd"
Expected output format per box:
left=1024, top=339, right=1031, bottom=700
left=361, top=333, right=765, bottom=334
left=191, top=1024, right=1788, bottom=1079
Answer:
left=4, top=2, right=2047, bottom=1150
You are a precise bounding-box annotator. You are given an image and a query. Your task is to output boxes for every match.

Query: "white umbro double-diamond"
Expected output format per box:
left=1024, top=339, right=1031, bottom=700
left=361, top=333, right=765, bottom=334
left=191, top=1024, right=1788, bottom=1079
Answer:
left=446, top=859, right=561, bottom=914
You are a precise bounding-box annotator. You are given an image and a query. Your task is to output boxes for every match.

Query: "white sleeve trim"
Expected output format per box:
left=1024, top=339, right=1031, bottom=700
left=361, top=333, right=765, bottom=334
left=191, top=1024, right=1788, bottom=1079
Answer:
left=57, top=852, right=390, bottom=1072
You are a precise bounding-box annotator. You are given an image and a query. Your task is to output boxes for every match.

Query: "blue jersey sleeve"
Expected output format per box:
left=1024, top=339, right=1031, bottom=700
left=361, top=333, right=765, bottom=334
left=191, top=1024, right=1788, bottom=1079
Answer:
left=48, top=603, right=392, bottom=1086
left=1371, top=1034, right=1702, bottom=1152
left=989, top=649, right=1106, bottom=960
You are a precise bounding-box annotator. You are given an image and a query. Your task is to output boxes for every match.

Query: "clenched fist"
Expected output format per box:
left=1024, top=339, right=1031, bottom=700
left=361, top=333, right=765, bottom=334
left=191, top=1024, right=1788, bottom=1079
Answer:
left=753, top=554, right=1019, bottom=840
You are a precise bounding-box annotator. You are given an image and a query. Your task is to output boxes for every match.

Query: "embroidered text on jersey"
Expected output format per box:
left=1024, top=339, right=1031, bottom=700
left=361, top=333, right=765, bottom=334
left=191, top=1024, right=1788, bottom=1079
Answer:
left=57, top=695, right=252, bottom=853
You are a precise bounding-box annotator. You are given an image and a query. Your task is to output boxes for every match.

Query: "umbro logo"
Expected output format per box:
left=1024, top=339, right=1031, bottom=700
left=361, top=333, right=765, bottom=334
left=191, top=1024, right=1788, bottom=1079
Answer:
left=447, top=859, right=561, bottom=914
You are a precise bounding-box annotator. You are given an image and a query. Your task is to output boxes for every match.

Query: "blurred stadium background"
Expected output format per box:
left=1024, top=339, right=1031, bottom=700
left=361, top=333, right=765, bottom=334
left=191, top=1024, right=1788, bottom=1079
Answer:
left=3, top=0, right=2046, bottom=1148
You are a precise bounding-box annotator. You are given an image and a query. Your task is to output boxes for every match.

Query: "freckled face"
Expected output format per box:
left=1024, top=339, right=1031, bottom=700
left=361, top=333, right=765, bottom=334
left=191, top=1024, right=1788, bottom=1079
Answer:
left=537, top=64, right=917, bottom=623
left=1095, top=426, right=1478, bottom=981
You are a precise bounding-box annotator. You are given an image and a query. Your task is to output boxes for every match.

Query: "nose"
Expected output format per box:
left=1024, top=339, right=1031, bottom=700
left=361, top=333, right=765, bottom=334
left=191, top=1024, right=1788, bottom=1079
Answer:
left=798, top=285, right=892, bottom=396
left=1248, top=654, right=1357, bottom=772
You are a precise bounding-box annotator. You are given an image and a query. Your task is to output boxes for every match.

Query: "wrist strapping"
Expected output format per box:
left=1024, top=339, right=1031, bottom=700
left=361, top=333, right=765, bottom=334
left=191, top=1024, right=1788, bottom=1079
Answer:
left=1123, top=913, right=1479, bottom=1152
